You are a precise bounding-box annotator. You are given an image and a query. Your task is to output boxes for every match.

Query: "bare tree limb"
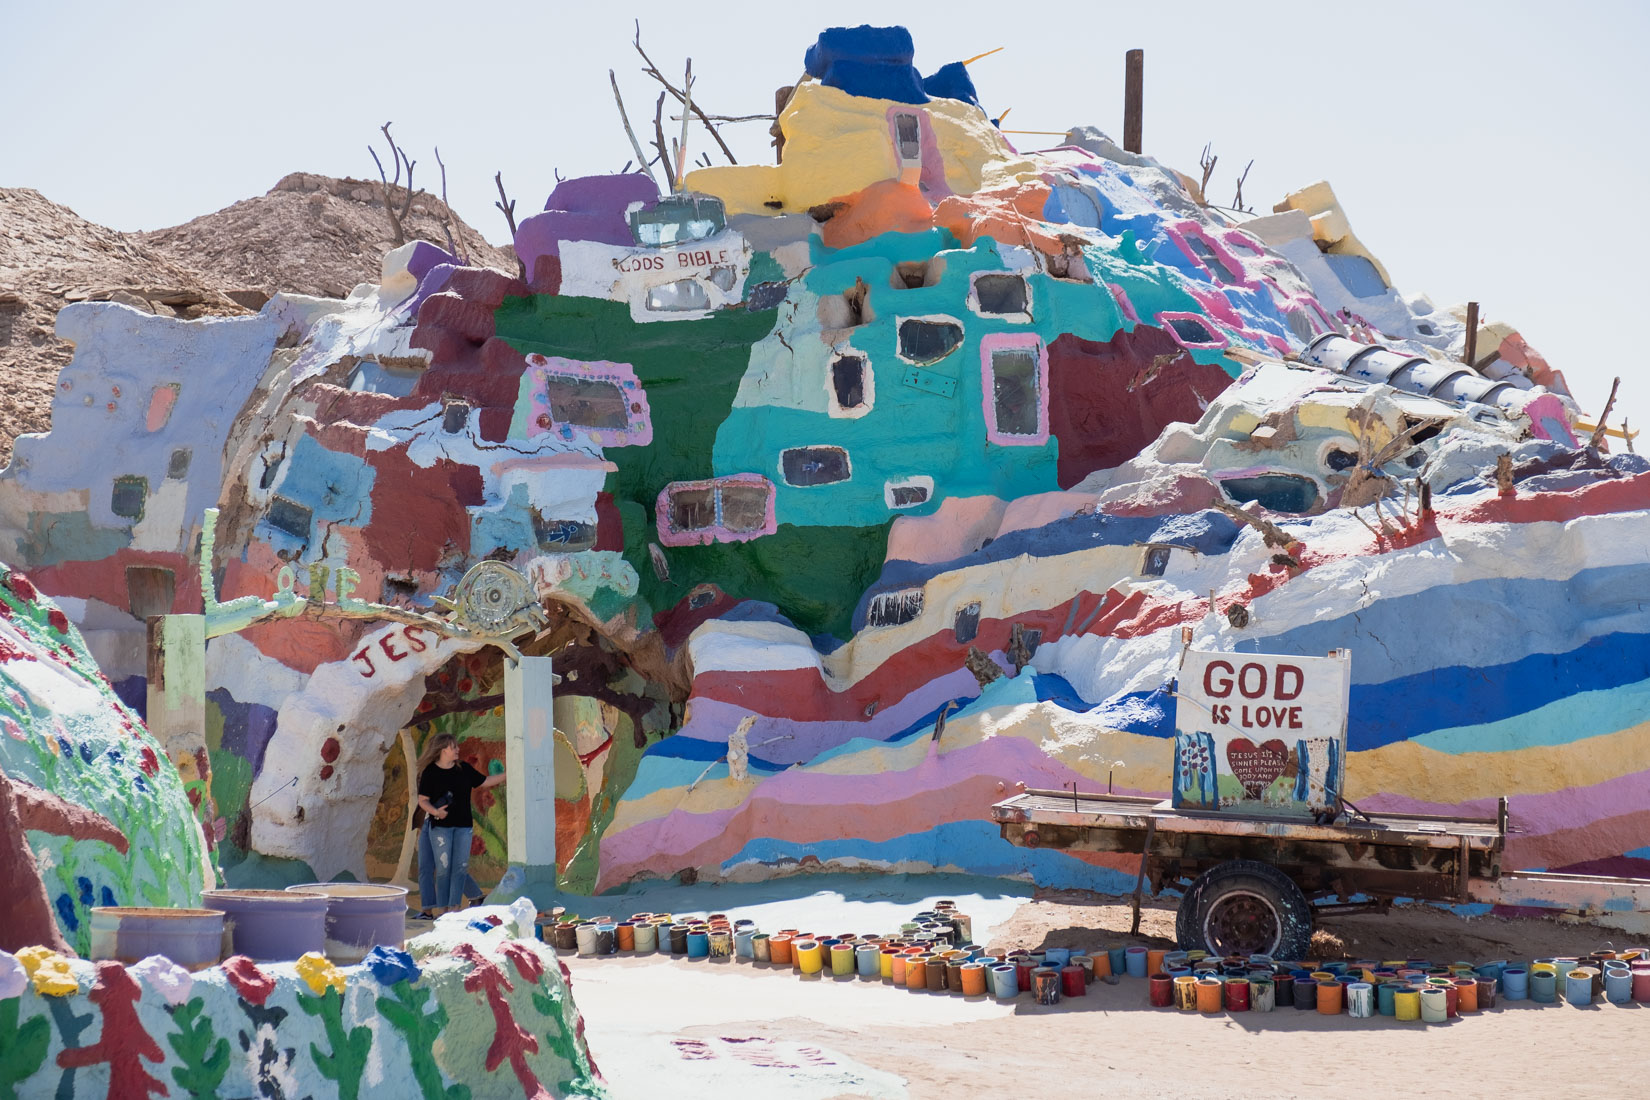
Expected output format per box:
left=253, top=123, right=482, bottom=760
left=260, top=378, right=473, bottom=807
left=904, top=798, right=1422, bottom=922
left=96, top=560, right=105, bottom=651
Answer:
left=1198, top=143, right=1217, bottom=201
left=369, top=127, right=406, bottom=248
left=493, top=171, right=525, bottom=280
left=609, top=69, right=658, bottom=188
left=1233, top=159, right=1254, bottom=213
left=1212, top=498, right=1296, bottom=550
left=634, top=20, right=738, bottom=166
left=672, top=113, right=775, bottom=123
left=651, top=91, right=675, bottom=190
left=676, top=57, right=693, bottom=190
left=1589, top=375, right=1621, bottom=451
left=434, top=146, right=464, bottom=263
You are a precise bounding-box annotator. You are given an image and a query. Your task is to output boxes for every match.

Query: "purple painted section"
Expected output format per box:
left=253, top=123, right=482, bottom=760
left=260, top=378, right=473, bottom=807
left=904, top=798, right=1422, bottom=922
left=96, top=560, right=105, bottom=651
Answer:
left=1360, top=766, right=1650, bottom=834
left=200, top=889, right=328, bottom=962
left=404, top=241, right=459, bottom=284
left=208, top=688, right=279, bottom=778
left=674, top=668, right=982, bottom=765
left=514, top=174, right=660, bottom=270
left=406, top=262, right=462, bottom=317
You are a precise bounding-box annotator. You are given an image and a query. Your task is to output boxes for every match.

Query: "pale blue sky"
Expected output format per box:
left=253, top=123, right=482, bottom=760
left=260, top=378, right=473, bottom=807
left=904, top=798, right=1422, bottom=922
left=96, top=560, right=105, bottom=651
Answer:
left=6, top=0, right=1646, bottom=429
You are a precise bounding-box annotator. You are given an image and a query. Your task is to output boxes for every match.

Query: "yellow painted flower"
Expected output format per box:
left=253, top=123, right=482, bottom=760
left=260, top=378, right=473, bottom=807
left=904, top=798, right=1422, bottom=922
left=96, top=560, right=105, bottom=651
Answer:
left=295, top=951, right=346, bottom=994
left=18, top=948, right=79, bottom=996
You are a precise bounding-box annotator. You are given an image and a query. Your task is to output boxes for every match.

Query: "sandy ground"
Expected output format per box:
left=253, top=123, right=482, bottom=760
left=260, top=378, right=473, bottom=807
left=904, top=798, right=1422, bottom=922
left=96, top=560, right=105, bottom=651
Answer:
left=547, top=876, right=1643, bottom=1100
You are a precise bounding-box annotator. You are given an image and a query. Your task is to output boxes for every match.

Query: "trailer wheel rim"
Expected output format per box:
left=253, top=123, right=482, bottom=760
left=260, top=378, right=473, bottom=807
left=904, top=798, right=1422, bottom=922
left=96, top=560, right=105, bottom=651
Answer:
left=1202, top=888, right=1282, bottom=957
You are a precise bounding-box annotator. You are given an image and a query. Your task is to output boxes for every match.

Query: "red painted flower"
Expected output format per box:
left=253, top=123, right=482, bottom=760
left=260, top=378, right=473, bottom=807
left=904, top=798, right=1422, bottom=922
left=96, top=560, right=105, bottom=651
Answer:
left=470, top=833, right=485, bottom=856
left=137, top=746, right=159, bottom=777
left=7, top=573, right=37, bottom=602
left=47, top=609, right=70, bottom=634
left=319, top=765, right=334, bottom=780
left=320, top=736, right=341, bottom=763
left=222, top=956, right=276, bottom=1005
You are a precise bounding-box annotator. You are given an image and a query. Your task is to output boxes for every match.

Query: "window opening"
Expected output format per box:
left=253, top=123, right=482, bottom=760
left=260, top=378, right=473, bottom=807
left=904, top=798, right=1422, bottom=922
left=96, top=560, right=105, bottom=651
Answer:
left=894, top=114, right=922, bottom=163
left=110, top=476, right=148, bottom=521
left=1168, top=317, right=1216, bottom=344
left=990, top=348, right=1041, bottom=437
left=1184, top=234, right=1242, bottom=282
left=266, top=496, right=314, bottom=538
left=1324, top=448, right=1359, bottom=473
left=888, top=483, right=930, bottom=508
left=830, top=356, right=866, bottom=410
left=820, top=277, right=872, bottom=330
left=1141, top=545, right=1172, bottom=576
left=781, top=446, right=851, bottom=486
left=953, top=601, right=981, bottom=644
left=1219, top=474, right=1319, bottom=514
left=531, top=514, right=598, bottom=551
left=166, top=448, right=192, bottom=480
left=688, top=587, right=719, bottom=610
left=628, top=193, right=726, bottom=247
left=898, top=318, right=964, bottom=364
left=975, top=274, right=1028, bottom=315
left=718, top=484, right=771, bottom=532
left=669, top=487, right=716, bottom=532
left=545, top=376, right=630, bottom=429
left=442, top=401, right=470, bottom=434
left=645, top=279, right=712, bottom=313
left=867, top=588, right=924, bottom=628
left=125, top=565, right=175, bottom=621
left=658, top=476, right=775, bottom=545
left=346, top=359, right=422, bottom=397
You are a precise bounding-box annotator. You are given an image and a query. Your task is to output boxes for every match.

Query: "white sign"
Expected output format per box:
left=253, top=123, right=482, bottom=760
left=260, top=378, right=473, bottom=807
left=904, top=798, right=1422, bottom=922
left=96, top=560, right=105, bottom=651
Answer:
left=1173, top=650, right=1351, bottom=817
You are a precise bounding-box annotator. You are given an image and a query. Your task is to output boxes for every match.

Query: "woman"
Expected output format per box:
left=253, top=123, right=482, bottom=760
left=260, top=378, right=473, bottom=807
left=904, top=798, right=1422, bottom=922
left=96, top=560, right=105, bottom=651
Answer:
left=414, top=733, right=505, bottom=919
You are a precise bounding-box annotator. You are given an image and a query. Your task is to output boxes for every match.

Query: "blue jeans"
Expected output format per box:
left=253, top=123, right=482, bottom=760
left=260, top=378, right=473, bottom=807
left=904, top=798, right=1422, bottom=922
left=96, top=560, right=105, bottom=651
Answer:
left=423, top=824, right=476, bottom=909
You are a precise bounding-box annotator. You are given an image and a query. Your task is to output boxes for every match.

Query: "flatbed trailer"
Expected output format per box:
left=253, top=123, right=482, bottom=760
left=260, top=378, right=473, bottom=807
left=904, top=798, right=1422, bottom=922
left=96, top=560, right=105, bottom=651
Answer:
left=991, top=788, right=1650, bottom=957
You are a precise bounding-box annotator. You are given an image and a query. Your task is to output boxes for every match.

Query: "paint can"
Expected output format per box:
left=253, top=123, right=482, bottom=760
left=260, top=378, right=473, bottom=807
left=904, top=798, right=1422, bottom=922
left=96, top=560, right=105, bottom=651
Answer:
left=1069, top=955, right=1093, bottom=982
left=1251, top=978, right=1275, bottom=1013
left=990, top=964, right=1019, bottom=999
left=1315, top=981, right=1342, bottom=1015
left=628, top=922, right=655, bottom=955
left=668, top=924, right=690, bottom=955
left=1604, top=965, right=1632, bottom=1004
left=847, top=943, right=876, bottom=978
left=88, top=908, right=224, bottom=972
left=592, top=923, right=616, bottom=956
left=1146, top=972, right=1171, bottom=1006
left=1376, top=982, right=1398, bottom=1016
left=906, top=955, right=930, bottom=990
left=1565, top=968, right=1595, bottom=1006
left=1633, top=964, right=1650, bottom=1003
left=794, top=940, right=824, bottom=975
left=729, top=929, right=753, bottom=958
left=828, top=943, right=853, bottom=976
left=1173, top=975, right=1198, bottom=1010
left=1346, top=982, right=1374, bottom=1018
left=959, top=962, right=987, bottom=996
left=1223, top=977, right=1250, bottom=1012
left=769, top=934, right=795, bottom=966
left=1108, top=945, right=1127, bottom=976
left=1530, top=969, right=1558, bottom=1003
left=615, top=922, right=636, bottom=952
left=1124, top=946, right=1148, bottom=978
left=1044, top=947, right=1072, bottom=969
left=1293, top=977, right=1317, bottom=1011
left=1273, top=974, right=1294, bottom=1007
left=1015, top=958, right=1036, bottom=992
left=706, top=929, right=731, bottom=959
left=947, top=959, right=967, bottom=992
left=1090, top=952, right=1112, bottom=980
left=1502, top=966, right=1529, bottom=1000
left=685, top=930, right=709, bottom=959
left=926, top=958, right=948, bottom=992
left=1194, top=977, right=1223, bottom=1014
left=551, top=922, right=578, bottom=952
left=1419, top=988, right=1447, bottom=1023
left=574, top=923, right=600, bottom=956
left=1033, top=967, right=1060, bottom=1005
left=1453, top=977, right=1478, bottom=1012
left=1146, top=949, right=1166, bottom=976
left=1392, top=988, right=1420, bottom=1021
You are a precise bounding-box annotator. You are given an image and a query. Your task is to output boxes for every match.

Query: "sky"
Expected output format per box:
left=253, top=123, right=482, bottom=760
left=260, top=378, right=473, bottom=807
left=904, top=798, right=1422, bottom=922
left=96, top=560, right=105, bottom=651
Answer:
left=6, top=0, right=1646, bottom=430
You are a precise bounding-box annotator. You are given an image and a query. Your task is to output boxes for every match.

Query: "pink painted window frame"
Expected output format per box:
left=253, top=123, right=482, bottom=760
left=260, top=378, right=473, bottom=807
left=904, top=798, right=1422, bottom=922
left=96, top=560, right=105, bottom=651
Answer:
left=524, top=354, right=653, bottom=448
left=1164, top=220, right=1255, bottom=288
left=1156, top=311, right=1229, bottom=352
left=655, top=474, right=777, bottom=547
left=979, top=332, right=1050, bottom=446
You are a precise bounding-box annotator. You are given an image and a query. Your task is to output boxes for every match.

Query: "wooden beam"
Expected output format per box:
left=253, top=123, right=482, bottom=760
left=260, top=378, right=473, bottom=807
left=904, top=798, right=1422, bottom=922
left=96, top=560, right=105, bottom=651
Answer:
left=1463, top=300, right=1479, bottom=366
left=1123, top=49, right=1143, bottom=153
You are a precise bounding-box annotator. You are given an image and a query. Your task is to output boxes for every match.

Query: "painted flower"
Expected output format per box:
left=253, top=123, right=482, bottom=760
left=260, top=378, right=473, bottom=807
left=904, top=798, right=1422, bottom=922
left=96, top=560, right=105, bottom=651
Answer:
left=55, top=893, right=79, bottom=931
left=137, top=746, right=159, bottom=777
left=130, top=955, right=193, bottom=1005
left=17, top=948, right=79, bottom=997
left=47, top=609, right=69, bottom=634
left=7, top=573, right=37, bottom=602
left=295, top=951, right=345, bottom=995
left=362, top=946, right=420, bottom=987
left=0, top=951, right=26, bottom=999
left=2, top=717, right=22, bottom=741
left=222, top=955, right=276, bottom=1005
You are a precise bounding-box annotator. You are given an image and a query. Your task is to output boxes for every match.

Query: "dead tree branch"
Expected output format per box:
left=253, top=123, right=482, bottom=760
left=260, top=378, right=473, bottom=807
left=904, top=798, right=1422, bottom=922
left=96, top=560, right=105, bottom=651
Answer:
left=1198, top=144, right=1218, bottom=201
left=493, top=171, right=525, bottom=280
left=1589, top=375, right=1621, bottom=451
left=609, top=70, right=658, bottom=188
left=434, top=146, right=464, bottom=263
left=634, top=20, right=738, bottom=166
left=651, top=92, right=675, bottom=190
left=1233, top=159, right=1255, bottom=213
left=1212, top=499, right=1296, bottom=550
left=368, top=122, right=418, bottom=247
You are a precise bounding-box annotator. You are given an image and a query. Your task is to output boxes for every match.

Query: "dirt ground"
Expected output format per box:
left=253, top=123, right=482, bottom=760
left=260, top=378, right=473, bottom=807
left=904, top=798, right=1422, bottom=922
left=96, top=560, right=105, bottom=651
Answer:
left=555, top=882, right=1644, bottom=1100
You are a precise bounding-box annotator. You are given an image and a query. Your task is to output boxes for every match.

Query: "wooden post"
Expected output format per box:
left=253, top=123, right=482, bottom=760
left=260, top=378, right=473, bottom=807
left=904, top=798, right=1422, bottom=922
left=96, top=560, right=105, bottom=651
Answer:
left=1123, top=49, right=1144, bottom=154
left=772, top=86, right=794, bottom=163
left=1463, top=301, right=1479, bottom=366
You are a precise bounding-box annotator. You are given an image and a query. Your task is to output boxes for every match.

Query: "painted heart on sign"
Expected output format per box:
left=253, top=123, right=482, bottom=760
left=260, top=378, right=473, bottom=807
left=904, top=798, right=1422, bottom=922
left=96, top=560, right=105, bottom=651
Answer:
left=1226, top=737, right=1288, bottom=799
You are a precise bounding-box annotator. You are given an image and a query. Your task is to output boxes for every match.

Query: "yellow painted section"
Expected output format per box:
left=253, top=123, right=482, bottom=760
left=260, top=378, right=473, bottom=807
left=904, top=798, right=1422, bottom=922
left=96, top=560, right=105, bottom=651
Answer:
left=1343, top=722, right=1650, bottom=803
left=685, top=81, right=1036, bottom=217
left=1274, top=181, right=1394, bottom=288
left=295, top=951, right=346, bottom=994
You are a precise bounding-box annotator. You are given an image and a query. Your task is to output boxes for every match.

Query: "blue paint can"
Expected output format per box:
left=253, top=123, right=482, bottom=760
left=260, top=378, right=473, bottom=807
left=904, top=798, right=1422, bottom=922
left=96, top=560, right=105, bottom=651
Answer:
left=1530, top=970, right=1557, bottom=1003
left=1044, top=948, right=1072, bottom=968
left=1377, top=981, right=1398, bottom=1016
left=991, top=964, right=1019, bottom=999
left=1501, top=967, right=1528, bottom=1000
left=1108, top=946, right=1127, bottom=975
left=686, top=931, right=710, bottom=958
left=1604, top=965, right=1632, bottom=1004
left=1125, top=947, right=1148, bottom=978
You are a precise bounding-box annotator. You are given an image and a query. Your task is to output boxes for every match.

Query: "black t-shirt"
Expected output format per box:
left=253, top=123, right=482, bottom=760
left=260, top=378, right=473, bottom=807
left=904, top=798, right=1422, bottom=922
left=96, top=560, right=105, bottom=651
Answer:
left=418, top=761, right=487, bottom=829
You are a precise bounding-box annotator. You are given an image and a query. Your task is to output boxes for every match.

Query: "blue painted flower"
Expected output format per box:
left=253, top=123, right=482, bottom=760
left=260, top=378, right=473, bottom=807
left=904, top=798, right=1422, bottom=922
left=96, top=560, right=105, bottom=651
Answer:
left=100, top=886, right=116, bottom=907
left=467, top=919, right=493, bottom=934
left=362, top=946, right=421, bottom=986
left=105, top=747, right=123, bottom=764
left=76, top=877, right=93, bottom=906
left=55, top=893, right=78, bottom=931
left=57, top=736, right=73, bottom=758
left=78, top=741, right=94, bottom=764
left=132, top=774, right=150, bottom=794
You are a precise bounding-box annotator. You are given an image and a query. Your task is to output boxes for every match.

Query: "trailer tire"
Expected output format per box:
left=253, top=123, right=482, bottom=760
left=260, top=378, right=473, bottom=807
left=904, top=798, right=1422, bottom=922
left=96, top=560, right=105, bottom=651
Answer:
left=1175, top=860, right=1312, bottom=960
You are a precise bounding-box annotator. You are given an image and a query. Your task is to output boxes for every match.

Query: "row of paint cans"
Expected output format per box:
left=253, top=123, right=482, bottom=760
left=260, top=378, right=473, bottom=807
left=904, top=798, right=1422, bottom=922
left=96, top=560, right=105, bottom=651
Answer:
left=542, top=910, right=759, bottom=958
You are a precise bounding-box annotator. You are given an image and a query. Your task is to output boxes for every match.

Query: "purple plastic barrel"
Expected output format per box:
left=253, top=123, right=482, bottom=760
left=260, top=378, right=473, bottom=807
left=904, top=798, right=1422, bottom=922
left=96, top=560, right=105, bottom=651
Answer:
left=89, top=907, right=224, bottom=971
left=202, top=889, right=329, bottom=962
left=286, top=883, right=409, bottom=962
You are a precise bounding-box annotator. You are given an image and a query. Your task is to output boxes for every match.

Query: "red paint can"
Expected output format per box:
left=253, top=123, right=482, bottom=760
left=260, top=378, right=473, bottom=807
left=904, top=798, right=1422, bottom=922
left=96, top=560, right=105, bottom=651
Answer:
left=1224, top=977, right=1251, bottom=1012
left=1443, top=983, right=1459, bottom=1017
left=1064, top=965, right=1088, bottom=998
left=1147, top=972, right=1172, bottom=1006
left=1015, top=958, right=1036, bottom=991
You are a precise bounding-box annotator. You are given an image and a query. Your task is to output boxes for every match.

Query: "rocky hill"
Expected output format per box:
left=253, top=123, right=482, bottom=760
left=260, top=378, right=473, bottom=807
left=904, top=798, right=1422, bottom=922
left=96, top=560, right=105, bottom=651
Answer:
left=0, top=176, right=511, bottom=467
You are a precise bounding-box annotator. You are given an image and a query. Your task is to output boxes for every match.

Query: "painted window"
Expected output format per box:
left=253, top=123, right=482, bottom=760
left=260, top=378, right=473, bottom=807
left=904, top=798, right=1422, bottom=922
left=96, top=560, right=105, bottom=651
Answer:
left=346, top=359, right=422, bottom=397
left=980, top=334, right=1049, bottom=445
left=892, top=260, right=943, bottom=289
left=531, top=514, right=598, bottom=552
left=266, top=496, right=314, bottom=538
left=628, top=193, right=726, bottom=247
left=973, top=273, right=1029, bottom=318
left=867, top=588, right=924, bottom=628
left=831, top=355, right=866, bottom=410
left=893, top=113, right=923, bottom=165
left=1219, top=474, right=1319, bottom=514
left=441, top=400, right=470, bottom=434
left=780, top=445, right=851, bottom=487
left=1157, top=312, right=1228, bottom=351
left=655, top=475, right=776, bottom=546
left=897, top=318, right=964, bottom=364
left=819, top=278, right=872, bottom=330
left=166, top=448, right=191, bottom=480
left=953, top=601, right=981, bottom=644
left=525, top=355, right=652, bottom=447
left=1141, top=545, right=1172, bottom=577
left=1181, top=233, right=1243, bottom=283
left=644, top=279, right=711, bottom=312
left=884, top=475, right=934, bottom=509
left=110, top=475, right=148, bottom=521
left=546, top=377, right=630, bottom=429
